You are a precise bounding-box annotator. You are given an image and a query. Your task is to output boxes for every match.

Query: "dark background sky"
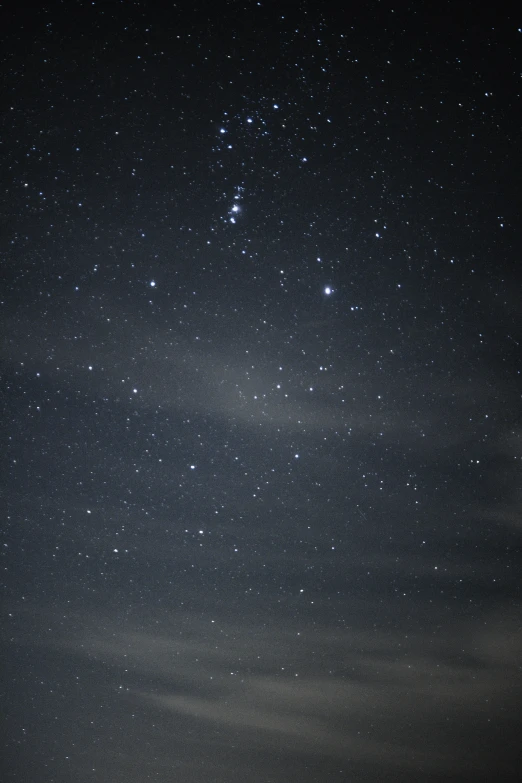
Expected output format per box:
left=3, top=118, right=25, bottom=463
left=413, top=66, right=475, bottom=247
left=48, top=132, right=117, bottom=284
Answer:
left=1, top=1, right=521, bottom=781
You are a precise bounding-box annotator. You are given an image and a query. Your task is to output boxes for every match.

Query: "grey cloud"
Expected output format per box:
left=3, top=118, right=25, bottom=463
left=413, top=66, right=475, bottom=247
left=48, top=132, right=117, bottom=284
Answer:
left=4, top=303, right=514, bottom=449
left=29, top=606, right=520, bottom=778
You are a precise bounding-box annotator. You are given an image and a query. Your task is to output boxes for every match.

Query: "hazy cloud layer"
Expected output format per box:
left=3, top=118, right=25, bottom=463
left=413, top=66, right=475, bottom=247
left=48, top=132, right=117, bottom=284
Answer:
left=4, top=601, right=517, bottom=782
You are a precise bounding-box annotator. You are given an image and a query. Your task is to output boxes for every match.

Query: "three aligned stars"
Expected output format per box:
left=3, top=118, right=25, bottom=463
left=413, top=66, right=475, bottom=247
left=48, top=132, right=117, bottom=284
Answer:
left=228, top=187, right=244, bottom=223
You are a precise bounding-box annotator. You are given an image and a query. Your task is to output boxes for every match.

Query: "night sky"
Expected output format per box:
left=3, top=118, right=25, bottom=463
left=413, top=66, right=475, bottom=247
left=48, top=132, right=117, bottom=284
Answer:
left=2, top=2, right=521, bottom=781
